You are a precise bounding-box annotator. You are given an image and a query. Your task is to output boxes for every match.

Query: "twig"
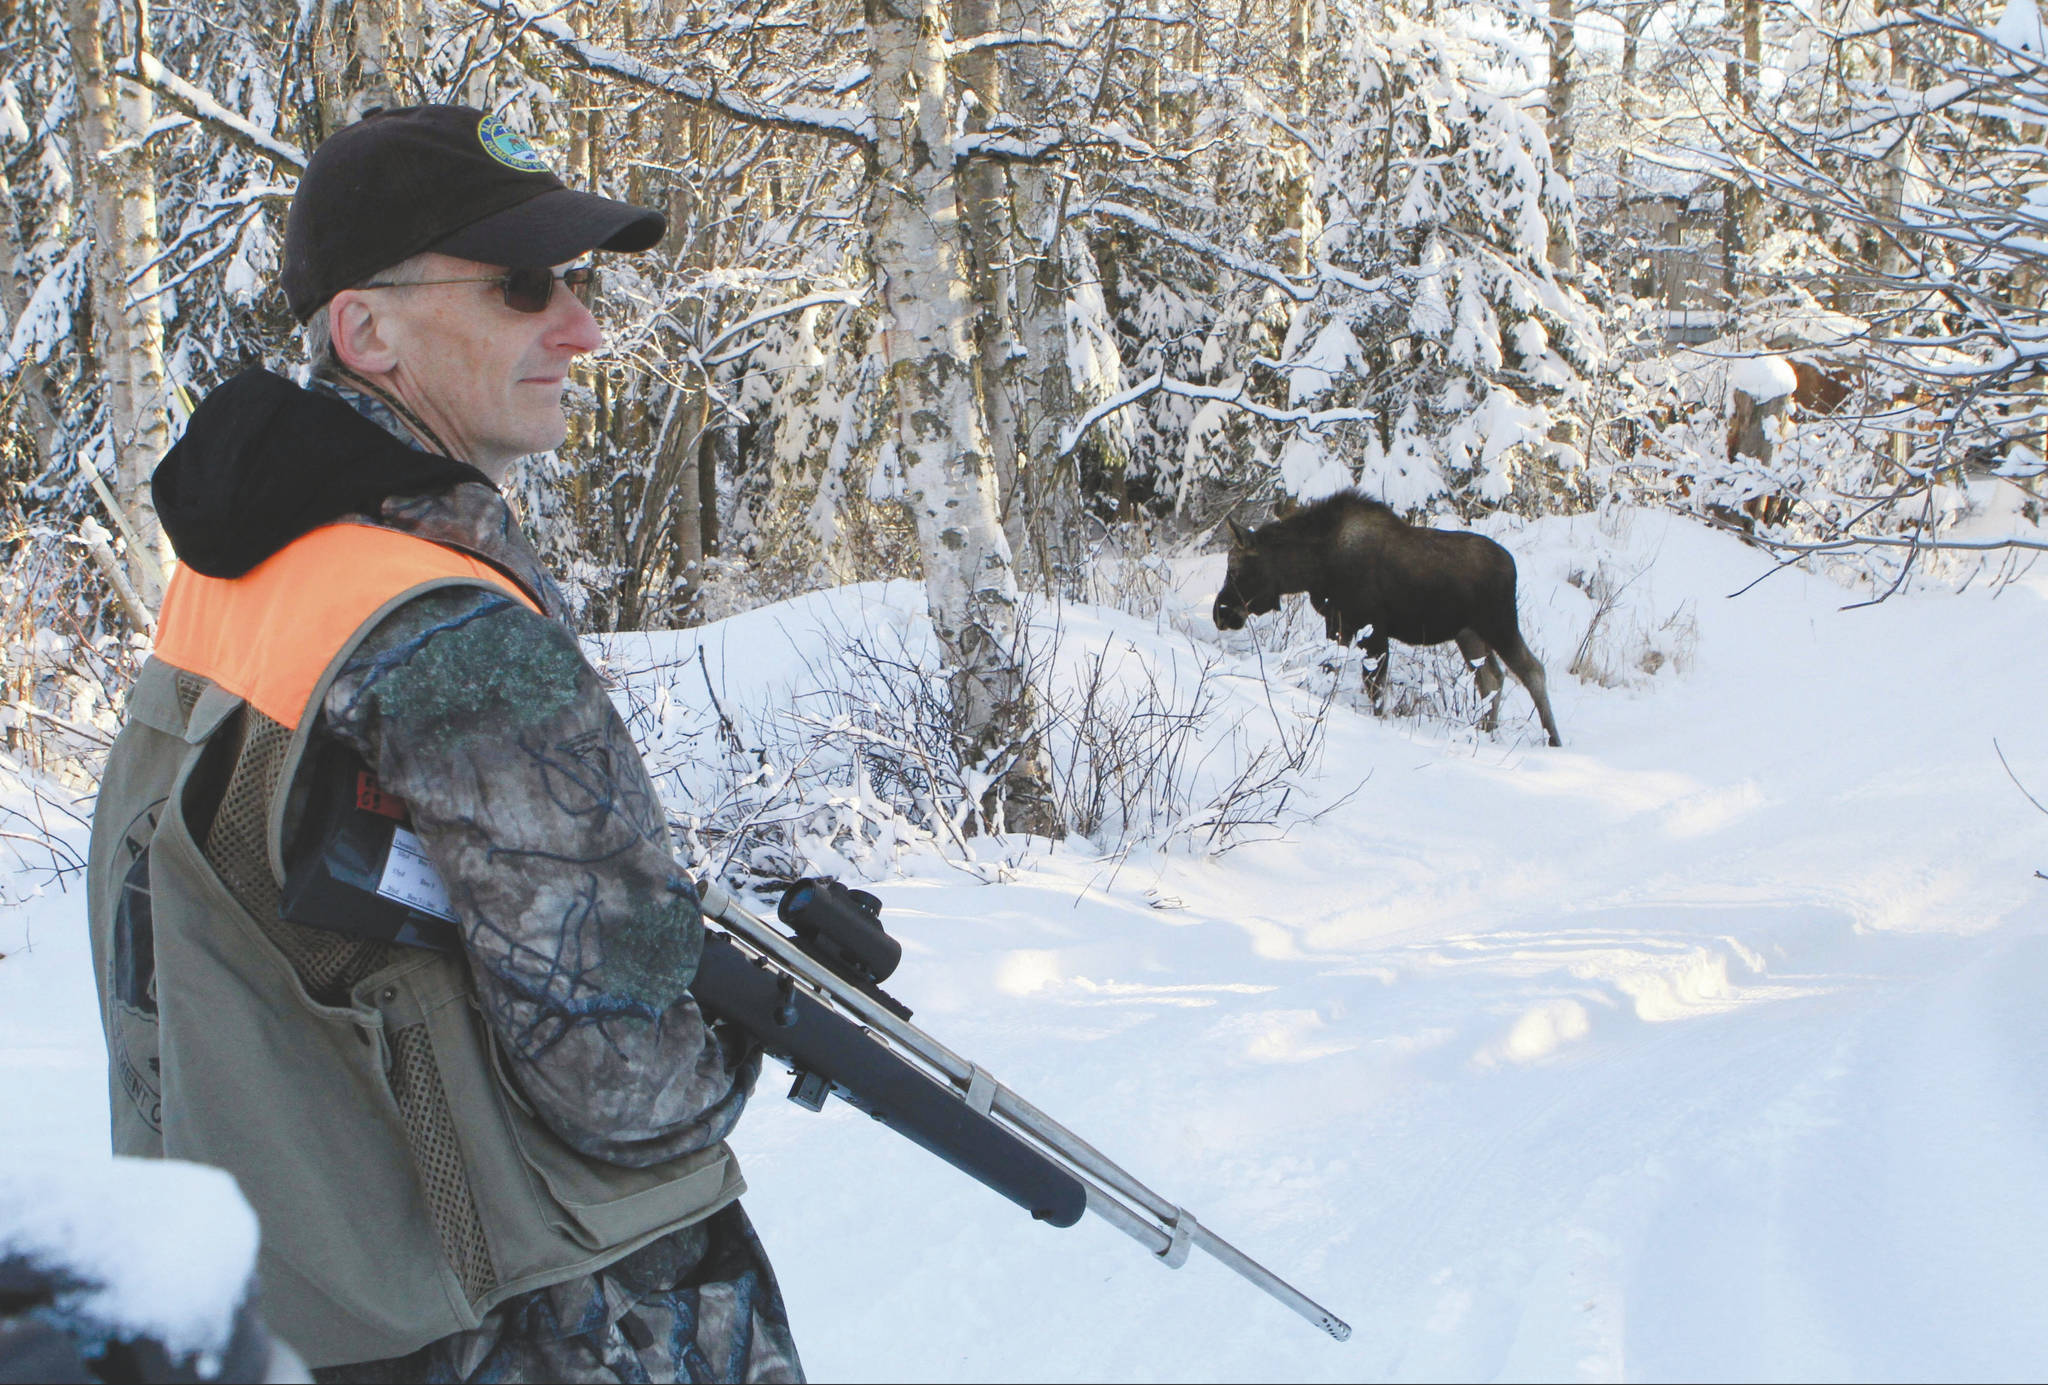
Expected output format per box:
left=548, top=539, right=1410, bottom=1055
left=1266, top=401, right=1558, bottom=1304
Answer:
left=696, top=646, right=747, bottom=756
left=1994, top=737, right=2048, bottom=816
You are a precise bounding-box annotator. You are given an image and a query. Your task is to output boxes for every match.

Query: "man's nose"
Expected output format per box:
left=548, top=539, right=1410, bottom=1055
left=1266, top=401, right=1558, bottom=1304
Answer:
left=550, top=294, right=604, bottom=355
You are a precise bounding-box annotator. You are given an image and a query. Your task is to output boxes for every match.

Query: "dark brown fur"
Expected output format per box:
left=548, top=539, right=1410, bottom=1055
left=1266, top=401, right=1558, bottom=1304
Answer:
left=1212, top=492, right=1562, bottom=746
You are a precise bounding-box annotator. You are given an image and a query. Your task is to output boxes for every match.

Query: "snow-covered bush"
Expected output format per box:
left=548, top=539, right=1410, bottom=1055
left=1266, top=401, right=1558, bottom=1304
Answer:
left=593, top=587, right=1337, bottom=884
left=0, top=520, right=137, bottom=770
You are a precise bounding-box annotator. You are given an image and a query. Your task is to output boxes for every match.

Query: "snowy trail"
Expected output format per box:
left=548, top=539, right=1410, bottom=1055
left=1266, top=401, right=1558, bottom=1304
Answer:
left=5, top=509, right=2047, bottom=1380
left=735, top=897, right=2048, bottom=1381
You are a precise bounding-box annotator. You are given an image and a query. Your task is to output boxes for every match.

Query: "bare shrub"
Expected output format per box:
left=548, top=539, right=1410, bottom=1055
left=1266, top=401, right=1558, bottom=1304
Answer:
left=1034, top=620, right=1332, bottom=849
left=1566, top=559, right=1698, bottom=689
left=1170, top=672, right=1341, bottom=852
left=1077, top=525, right=1176, bottom=621
left=594, top=596, right=1339, bottom=887
left=2, top=520, right=138, bottom=790
left=0, top=507, right=136, bottom=902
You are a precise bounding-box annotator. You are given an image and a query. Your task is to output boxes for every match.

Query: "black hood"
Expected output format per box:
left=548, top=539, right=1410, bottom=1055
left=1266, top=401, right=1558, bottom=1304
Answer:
left=152, top=369, right=493, bottom=578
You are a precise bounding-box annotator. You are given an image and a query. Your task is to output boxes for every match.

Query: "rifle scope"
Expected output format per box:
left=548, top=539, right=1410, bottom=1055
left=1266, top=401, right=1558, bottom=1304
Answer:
left=778, top=877, right=901, bottom=988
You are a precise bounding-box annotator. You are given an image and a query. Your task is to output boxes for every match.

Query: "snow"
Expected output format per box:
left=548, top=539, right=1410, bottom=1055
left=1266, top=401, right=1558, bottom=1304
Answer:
left=1994, top=0, right=2047, bottom=55
left=6, top=507, right=2048, bottom=1379
left=1728, top=353, right=1800, bottom=403
left=1278, top=431, right=1352, bottom=500
left=0, top=82, right=27, bottom=146
left=0, top=1158, right=259, bottom=1371
left=0, top=242, right=88, bottom=378
left=1287, top=320, right=1364, bottom=406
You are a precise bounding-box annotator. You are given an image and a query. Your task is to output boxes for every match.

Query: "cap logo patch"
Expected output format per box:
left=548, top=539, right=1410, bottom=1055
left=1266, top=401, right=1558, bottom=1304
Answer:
left=477, top=115, right=547, bottom=173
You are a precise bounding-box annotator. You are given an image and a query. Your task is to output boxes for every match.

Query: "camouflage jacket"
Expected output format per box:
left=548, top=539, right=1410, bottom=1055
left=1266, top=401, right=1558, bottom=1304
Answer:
left=307, top=378, right=802, bottom=1384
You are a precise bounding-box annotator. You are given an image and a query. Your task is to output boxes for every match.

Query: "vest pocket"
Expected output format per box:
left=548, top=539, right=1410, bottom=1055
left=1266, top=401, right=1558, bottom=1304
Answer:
left=474, top=1010, right=742, bottom=1251
left=376, top=962, right=741, bottom=1293
left=489, top=1069, right=741, bottom=1251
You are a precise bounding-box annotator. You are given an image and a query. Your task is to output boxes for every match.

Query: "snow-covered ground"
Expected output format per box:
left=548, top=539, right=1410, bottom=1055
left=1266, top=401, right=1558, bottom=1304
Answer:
left=6, top=506, right=2047, bottom=1381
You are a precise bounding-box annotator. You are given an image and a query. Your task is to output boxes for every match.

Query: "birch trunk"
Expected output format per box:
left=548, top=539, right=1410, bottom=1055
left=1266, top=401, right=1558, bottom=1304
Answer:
left=1006, top=0, right=1093, bottom=599
left=1282, top=0, right=1319, bottom=278
left=1720, top=0, right=1762, bottom=310
left=1874, top=4, right=1914, bottom=284
left=1545, top=0, right=1577, bottom=270
left=665, top=104, right=713, bottom=621
left=953, top=0, right=1032, bottom=583
left=867, top=0, right=1056, bottom=835
left=66, top=0, right=171, bottom=608
left=349, top=0, right=401, bottom=117
left=1616, top=7, right=1642, bottom=192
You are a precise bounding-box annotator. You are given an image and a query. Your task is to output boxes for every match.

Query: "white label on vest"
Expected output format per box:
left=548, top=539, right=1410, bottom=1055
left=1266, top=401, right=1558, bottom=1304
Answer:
left=377, top=827, right=459, bottom=921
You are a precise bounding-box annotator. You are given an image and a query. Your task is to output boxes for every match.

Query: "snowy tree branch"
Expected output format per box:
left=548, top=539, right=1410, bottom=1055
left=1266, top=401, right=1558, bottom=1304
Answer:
left=467, top=0, right=876, bottom=147
left=945, top=29, right=1079, bottom=58
left=110, top=54, right=306, bottom=172
left=1058, top=372, right=1372, bottom=458
left=1738, top=532, right=2048, bottom=556
left=1076, top=200, right=1318, bottom=301
left=698, top=287, right=868, bottom=366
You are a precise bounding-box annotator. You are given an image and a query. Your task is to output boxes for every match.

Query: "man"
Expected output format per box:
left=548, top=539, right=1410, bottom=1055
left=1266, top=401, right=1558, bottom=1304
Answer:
left=84, top=105, right=802, bottom=1383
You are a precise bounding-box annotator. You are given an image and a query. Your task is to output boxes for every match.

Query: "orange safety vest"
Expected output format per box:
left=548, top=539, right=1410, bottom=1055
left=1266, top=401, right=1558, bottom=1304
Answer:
left=151, top=523, right=541, bottom=729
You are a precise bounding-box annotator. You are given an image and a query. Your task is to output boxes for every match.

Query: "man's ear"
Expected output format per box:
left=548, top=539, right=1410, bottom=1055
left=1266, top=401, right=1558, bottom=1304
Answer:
left=329, top=290, right=400, bottom=376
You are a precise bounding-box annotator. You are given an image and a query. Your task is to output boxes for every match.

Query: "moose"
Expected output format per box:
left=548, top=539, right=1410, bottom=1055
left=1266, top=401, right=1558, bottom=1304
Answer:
left=1212, top=491, right=1563, bottom=747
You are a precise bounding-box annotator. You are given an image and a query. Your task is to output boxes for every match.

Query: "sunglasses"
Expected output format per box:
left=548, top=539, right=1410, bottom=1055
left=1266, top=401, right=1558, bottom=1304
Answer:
left=356, top=264, right=600, bottom=314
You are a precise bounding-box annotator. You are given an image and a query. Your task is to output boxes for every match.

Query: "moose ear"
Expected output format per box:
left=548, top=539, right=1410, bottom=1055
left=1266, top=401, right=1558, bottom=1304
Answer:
left=1227, top=518, right=1256, bottom=549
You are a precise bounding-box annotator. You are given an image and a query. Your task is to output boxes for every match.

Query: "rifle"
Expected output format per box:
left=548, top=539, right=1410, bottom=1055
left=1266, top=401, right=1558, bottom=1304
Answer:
left=280, top=746, right=1353, bottom=1341
left=690, top=874, right=1353, bottom=1342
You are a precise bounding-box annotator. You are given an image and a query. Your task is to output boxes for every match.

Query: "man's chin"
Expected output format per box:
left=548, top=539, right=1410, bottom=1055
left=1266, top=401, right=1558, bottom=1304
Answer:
left=502, top=416, right=569, bottom=460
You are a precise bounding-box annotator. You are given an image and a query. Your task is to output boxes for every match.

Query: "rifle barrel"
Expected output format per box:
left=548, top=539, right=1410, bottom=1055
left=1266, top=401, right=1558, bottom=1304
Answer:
left=696, top=879, right=1353, bottom=1343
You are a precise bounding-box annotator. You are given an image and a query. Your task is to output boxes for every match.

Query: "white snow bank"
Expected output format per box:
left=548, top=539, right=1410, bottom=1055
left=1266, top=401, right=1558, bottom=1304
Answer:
left=1728, top=353, right=1799, bottom=402
left=0, top=1158, right=260, bottom=1369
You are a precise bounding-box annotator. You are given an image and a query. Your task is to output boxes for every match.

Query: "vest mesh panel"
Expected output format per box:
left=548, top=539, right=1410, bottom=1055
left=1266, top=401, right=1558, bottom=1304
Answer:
left=201, top=709, right=392, bottom=1003
left=174, top=670, right=205, bottom=720
left=388, top=1023, right=498, bottom=1302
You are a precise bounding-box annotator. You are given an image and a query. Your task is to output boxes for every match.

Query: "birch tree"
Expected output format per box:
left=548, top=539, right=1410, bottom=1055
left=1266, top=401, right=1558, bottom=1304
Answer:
left=866, top=0, right=1054, bottom=832
left=65, top=0, right=173, bottom=606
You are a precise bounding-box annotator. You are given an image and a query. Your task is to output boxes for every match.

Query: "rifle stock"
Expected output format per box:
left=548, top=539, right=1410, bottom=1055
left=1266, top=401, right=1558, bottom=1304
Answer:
left=694, top=877, right=1354, bottom=1344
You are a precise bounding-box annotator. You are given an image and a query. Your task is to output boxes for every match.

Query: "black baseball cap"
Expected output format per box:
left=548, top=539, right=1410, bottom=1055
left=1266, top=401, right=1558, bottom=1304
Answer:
left=281, top=104, right=665, bottom=321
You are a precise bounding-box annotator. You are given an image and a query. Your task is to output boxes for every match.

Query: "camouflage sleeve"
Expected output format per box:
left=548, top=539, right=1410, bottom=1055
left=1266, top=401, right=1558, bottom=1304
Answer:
left=318, top=586, right=758, bottom=1167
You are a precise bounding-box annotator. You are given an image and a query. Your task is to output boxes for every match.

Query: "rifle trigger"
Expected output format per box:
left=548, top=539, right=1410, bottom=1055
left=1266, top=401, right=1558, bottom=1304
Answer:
left=964, top=1064, right=998, bottom=1116
left=1158, top=1207, right=1196, bottom=1269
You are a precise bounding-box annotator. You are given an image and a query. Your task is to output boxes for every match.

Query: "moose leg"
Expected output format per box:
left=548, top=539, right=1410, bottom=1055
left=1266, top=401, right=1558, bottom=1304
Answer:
left=1455, top=629, right=1506, bottom=732
left=1312, top=592, right=1343, bottom=643
left=1361, top=630, right=1390, bottom=712
left=1493, top=629, right=1563, bottom=747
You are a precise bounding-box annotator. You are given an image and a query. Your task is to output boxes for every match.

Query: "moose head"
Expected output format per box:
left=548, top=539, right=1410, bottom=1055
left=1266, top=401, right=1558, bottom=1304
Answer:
left=1212, top=519, right=1282, bottom=631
